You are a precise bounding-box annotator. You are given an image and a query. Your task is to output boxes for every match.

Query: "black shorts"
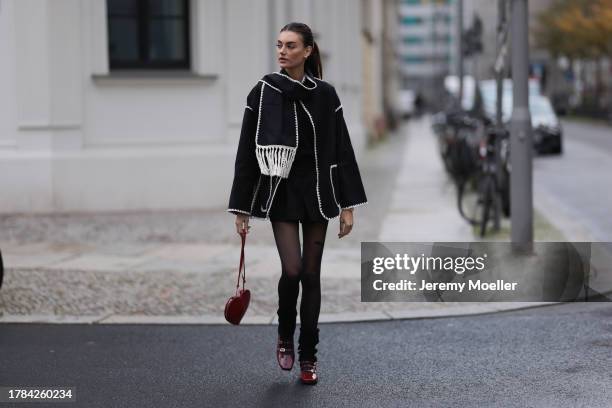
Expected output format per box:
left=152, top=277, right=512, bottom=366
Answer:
left=268, top=161, right=327, bottom=223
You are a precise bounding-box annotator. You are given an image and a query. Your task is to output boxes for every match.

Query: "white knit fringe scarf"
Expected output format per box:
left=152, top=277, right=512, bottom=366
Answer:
left=254, top=81, right=300, bottom=179
left=255, top=145, right=297, bottom=178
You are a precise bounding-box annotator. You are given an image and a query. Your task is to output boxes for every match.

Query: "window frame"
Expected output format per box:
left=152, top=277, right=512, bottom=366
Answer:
left=107, top=0, right=191, bottom=70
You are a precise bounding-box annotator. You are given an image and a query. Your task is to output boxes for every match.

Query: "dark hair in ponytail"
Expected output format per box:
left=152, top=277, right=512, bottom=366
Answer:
left=280, top=22, right=323, bottom=79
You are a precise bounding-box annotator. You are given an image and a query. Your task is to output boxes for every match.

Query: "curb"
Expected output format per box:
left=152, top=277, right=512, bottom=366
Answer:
left=0, top=302, right=561, bottom=325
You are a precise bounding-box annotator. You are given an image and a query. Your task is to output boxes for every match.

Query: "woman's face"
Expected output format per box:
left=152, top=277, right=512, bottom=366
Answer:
left=277, top=30, right=312, bottom=71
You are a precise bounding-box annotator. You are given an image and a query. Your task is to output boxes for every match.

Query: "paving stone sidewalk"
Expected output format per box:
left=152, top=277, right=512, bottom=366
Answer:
left=0, top=117, right=570, bottom=324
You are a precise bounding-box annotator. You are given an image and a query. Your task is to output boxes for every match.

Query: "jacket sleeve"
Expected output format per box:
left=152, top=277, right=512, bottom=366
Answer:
left=333, top=88, right=368, bottom=210
left=227, top=85, right=261, bottom=216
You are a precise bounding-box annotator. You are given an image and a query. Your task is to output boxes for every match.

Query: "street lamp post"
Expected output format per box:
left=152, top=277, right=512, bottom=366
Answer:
left=510, top=0, right=533, bottom=251
left=495, top=0, right=507, bottom=126
left=456, top=0, right=463, bottom=105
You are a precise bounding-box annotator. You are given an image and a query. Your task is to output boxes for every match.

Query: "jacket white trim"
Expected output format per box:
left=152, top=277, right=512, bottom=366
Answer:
left=272, top=71, right=318, bottom=90
left=299, top=100, right=339, bottom=221
left=228, top=76, right=367, bottom=221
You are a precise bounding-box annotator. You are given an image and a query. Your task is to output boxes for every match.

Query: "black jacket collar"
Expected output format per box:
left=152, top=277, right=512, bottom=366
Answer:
left=262, top=69, right=318, bottom=101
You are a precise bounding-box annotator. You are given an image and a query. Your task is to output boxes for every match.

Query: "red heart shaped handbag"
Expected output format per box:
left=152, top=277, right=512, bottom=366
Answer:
left=224, top=229, right=250, bottom=325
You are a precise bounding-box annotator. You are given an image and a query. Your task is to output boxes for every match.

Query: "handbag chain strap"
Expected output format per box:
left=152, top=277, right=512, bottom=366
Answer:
left=235, top=230, right=247, bottom=295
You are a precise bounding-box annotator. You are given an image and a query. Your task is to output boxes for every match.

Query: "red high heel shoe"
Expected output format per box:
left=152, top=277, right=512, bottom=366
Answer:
left=299, top=360, right=318, bottom=384
left=277, top=337, right=294, bottom=371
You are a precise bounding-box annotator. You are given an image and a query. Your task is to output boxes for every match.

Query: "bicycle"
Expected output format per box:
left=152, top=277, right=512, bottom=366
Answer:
left=455, top=121, right=510, bottom=237
left=437, top=109, right=481, bottom=178
left=475, top=124, right=510, bottom=237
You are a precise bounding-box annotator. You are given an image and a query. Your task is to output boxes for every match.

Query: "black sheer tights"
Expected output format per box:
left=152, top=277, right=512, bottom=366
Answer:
left=271, top=220, right=328, bottom=362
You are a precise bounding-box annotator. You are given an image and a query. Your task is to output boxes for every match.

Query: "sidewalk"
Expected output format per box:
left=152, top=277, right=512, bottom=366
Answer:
left=0, top=117, right=564, bottom=324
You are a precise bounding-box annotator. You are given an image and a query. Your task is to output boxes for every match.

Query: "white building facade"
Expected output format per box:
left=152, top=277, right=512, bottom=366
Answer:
left=0, top=0, right=366, bottom=214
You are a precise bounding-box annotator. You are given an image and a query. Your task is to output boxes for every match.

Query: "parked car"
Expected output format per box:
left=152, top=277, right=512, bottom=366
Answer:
left=443, top=75, right=483, bottom=114
left=531, top=96, right=563, bottom=154
left=480, top=79, right=563, bottom=155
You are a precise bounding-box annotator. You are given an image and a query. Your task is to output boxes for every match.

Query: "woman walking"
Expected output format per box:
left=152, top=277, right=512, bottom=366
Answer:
left=227, top=22, right=367, bottom=385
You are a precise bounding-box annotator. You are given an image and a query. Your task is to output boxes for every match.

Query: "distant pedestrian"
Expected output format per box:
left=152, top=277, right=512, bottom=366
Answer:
left=414, top=91, right=425, bottom=115
left=227, top=22, right=368, bottom=385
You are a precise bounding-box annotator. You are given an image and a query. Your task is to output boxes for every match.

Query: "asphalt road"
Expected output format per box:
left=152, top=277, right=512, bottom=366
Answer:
left=534, top=119, right=612, bottom=241
left=561, top=119, right=612, bottom=154
left=1, top=302, right=611, bottom=408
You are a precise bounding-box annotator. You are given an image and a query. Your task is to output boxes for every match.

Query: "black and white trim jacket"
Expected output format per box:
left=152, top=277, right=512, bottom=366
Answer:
left=227, top=73, right=368, bottom=220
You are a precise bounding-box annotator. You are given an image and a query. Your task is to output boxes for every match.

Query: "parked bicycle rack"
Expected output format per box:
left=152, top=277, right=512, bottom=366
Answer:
left=432, top=107, right=512, bottom=238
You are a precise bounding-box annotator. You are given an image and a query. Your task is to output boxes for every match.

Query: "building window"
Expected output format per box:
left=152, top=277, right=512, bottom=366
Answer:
left=403, top=36, right=424, bottom=44
left=107, top=0, right=190, bottom=69
left=401, top=16, right=424, bottom=25
left=404, top=55, right=426, bottom=63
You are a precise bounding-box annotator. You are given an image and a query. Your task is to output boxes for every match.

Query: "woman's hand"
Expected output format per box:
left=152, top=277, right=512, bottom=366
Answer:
left=235, top=214, right=251, bottom=235
left=338, top=209, right=354, bottom=239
